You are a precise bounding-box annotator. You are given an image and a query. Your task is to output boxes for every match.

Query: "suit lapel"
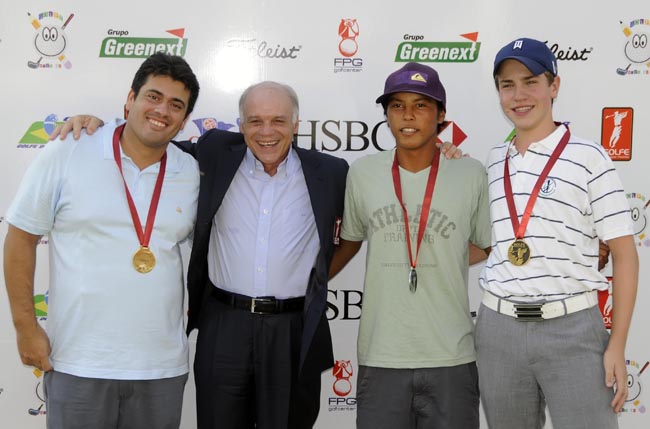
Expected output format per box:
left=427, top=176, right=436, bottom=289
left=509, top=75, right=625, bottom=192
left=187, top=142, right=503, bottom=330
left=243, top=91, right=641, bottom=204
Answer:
left=209, top=143, right=246, bottom=218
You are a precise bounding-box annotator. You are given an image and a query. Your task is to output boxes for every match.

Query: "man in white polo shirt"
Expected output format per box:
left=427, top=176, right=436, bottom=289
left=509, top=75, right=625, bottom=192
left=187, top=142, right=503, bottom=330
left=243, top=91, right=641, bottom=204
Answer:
left=476, top=37, right=638, bottom=428
left=3, top=53, right=200, bottom=428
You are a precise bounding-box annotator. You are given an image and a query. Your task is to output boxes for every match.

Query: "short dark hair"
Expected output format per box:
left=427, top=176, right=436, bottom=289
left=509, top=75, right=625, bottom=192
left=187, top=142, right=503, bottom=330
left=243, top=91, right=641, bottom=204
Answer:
left=131, top=53, right=200, bottom=117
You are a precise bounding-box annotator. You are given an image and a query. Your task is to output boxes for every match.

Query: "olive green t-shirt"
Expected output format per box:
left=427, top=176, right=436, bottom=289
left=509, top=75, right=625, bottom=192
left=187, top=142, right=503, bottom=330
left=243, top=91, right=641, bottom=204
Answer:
left=341, top=149, right=490, bottom=368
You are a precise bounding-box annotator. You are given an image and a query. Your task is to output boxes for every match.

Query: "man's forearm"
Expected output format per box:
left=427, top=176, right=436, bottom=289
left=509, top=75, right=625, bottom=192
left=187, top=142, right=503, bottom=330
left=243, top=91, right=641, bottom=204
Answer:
left=608, top=235, right=639, bottom=349
left=329, top=239, right=362, bottom=280
left=3, top=225, right=41, bottom=332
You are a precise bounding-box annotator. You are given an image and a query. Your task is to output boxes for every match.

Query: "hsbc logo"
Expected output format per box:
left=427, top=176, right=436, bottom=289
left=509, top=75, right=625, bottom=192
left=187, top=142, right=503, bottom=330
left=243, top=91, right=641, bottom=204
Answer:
left=327, top=289, right=362, bottom=320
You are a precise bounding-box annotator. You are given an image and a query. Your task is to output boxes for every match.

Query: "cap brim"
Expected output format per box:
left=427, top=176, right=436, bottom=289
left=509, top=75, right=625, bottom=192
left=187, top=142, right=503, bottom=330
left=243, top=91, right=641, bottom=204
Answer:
left=375, top=88, right=445, bottom=108
left=493, top=56, right=548, bottom=76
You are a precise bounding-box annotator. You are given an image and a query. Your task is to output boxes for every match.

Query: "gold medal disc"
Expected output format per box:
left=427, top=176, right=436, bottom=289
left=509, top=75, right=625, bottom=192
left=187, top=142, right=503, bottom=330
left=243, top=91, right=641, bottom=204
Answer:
left=507, top=239, right=531, bottom=266
left=133, top=246, right=156, bottom=273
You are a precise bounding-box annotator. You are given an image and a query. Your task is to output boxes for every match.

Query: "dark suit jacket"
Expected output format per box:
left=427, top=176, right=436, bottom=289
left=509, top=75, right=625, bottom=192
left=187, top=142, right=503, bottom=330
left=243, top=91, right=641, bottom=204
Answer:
left=176, top=129, right=348, bottom=379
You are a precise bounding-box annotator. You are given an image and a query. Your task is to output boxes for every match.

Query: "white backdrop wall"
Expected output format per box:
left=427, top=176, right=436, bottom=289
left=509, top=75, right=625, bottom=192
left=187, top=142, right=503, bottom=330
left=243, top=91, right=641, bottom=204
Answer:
left=1, top=1, right=648, bottom=428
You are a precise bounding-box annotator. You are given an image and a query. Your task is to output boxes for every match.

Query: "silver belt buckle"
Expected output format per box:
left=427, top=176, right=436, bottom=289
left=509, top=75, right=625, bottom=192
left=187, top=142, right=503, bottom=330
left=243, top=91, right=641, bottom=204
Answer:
left=250, top=298, right=273, bottom=314
left=514, top=303, right=543, bottom=321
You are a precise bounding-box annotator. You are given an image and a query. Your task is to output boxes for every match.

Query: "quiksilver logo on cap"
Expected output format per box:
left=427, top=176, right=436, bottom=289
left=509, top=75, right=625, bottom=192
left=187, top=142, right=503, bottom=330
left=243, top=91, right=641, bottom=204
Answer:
left=410, top=72, right=427, bottom=82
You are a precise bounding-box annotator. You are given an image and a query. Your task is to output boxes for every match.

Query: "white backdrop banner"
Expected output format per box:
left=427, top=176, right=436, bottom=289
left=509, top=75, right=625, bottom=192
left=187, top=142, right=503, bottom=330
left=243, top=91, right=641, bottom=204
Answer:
left=1, top=1, right=648, bottom=428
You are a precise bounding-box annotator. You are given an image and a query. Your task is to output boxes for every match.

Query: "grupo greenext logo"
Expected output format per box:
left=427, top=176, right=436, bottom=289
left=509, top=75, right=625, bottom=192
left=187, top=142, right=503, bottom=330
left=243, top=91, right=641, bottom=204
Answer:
left=99, top=28, right=187, bottom=58
left=395, top=32, right=480, bottom=63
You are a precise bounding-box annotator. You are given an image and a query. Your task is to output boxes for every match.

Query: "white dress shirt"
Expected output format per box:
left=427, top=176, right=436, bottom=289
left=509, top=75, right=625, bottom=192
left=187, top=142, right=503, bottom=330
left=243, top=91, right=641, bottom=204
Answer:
left=207, top=146, right=320, bottom=299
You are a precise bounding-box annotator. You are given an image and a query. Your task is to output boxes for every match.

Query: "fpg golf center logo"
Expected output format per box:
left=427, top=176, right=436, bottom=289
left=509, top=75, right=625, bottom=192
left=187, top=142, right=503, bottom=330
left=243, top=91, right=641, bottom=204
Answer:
left=617, top=19, right=650, bottom=75
left=26, top=11, right=74, bottom=69
left=328, top=359, right=356, bottom=412
left=334, top=18, right=363, bottom=73
left=395, top=32, right=480, bottom=63
left=99, top=28, right=187, bottom=58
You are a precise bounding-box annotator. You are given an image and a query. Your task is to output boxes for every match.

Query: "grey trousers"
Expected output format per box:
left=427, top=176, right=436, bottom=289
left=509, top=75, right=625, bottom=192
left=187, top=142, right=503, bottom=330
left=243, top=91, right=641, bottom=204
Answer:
left=475, top=304, right=618, bottom=429
left=356, top=363, right=480, bottom=429
left=44, top=370, right=188, bottom=429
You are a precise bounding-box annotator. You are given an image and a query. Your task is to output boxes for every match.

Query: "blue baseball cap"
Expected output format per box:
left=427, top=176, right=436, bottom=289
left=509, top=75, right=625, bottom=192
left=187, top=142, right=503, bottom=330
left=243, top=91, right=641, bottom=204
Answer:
left=493, top=38, right=558, bottom=77
left=376, top=62, right=446, bottom=110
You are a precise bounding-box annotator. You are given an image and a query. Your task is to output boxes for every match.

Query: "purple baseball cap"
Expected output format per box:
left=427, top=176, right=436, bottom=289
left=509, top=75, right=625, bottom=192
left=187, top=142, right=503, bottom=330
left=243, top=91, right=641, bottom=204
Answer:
left=376, top=62, right=446, bottom=110
left=493, top=37, right=558, bottom=76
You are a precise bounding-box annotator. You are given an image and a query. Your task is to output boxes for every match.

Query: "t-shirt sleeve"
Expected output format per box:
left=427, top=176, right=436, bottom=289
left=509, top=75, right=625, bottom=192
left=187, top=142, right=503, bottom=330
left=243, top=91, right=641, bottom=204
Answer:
left=470, top=165, right=492, bottom=249
left=6, top=139, right=72, bottom=235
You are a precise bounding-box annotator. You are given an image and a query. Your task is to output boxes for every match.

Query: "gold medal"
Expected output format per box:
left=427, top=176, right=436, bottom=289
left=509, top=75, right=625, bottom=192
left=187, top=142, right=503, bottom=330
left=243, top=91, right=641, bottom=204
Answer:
left=113, top=125, right=166, bottom=276
left=133, top=246, right=156, bottom=273
left=508, top=239, right=531, bottom=266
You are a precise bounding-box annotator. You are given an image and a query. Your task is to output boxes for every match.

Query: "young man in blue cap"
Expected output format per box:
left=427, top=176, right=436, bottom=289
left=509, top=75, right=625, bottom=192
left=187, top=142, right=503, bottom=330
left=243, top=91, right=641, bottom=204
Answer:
left=330, top=62, right=491, bottom=429
left=476, top=37, right=638, bottom=428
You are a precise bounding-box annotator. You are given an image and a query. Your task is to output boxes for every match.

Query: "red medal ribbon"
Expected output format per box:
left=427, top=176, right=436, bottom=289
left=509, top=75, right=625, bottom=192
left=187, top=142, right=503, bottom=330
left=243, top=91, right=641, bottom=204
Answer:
left=391, top=149, right=441, bottom=273
left=504, top=125, right=571, bottom=240
left=112, top=124, right=167, bottom=249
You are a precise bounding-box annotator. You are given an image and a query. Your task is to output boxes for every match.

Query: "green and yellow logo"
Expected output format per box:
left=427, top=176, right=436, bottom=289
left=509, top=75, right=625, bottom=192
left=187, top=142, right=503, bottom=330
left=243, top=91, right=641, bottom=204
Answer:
left=18, top=114, right=64, bottom=148
left=395, top=32, right=480, bottom=63
left=34, top=291, right=48, bottom=318
left=100, top=28, right=187, bottom=58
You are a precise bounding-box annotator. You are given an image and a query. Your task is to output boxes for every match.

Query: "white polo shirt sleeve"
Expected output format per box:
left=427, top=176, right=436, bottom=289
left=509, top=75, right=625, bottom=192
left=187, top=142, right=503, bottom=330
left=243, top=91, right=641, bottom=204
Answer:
left=6, top=137, right=76, bottom=235
left=588, top=146, right=634, bottom=241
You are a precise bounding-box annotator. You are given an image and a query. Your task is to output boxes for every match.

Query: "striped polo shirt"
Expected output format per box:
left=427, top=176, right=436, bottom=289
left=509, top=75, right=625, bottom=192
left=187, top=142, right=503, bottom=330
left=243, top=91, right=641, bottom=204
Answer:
left=480, top=125, right=633, bottom=301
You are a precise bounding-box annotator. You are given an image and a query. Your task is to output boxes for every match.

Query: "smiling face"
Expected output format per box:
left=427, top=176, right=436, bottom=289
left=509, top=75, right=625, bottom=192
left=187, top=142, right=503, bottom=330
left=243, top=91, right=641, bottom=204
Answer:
left=123, top=74, right=190, bottom=155
left=34, top=26, right=66, bottom=56
left=496, top=59, right=559, bottom=142
left=239, top=85, right=298, bottom=176
left=625, top=31, right=650, bottom=63
left=385, top=92, right=445, bottom=154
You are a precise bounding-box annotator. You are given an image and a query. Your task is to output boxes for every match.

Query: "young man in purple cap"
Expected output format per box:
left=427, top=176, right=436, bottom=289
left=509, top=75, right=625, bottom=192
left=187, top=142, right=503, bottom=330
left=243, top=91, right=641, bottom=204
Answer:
left=476, top=37, right=638, bottom=428
left=330, top=62, right=491, bottom=428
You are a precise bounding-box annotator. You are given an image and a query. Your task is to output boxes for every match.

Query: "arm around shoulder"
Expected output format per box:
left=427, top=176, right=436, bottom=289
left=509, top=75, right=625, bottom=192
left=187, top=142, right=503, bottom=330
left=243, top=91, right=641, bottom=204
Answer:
left=329, top=238, right=362, bottom=280
left=469, top=243, right=491, bottom=265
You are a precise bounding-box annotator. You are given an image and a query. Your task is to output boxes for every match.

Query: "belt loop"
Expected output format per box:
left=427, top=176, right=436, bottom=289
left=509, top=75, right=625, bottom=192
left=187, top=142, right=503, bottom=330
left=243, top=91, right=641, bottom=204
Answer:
left=561, top=300, right=568, bottom=316
left=496, top=295, right=501, bottom=314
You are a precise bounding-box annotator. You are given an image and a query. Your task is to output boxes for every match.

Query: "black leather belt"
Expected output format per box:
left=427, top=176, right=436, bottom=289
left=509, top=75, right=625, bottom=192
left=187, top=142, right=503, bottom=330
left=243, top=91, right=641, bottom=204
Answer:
left=211, top=287, right=305, bottom=315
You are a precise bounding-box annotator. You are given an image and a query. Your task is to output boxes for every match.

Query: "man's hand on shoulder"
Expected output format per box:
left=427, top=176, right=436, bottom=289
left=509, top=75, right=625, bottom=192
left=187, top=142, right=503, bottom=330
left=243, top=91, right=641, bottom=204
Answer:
left=437, top=141, right=465, bottom=159
left=49, top=115, right=105, bottom=141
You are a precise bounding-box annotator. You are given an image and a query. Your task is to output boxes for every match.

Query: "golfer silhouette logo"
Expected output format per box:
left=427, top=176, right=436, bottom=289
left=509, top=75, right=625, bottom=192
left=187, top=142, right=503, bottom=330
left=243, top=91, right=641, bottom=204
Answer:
left=332, top=360, right=354, bottom=397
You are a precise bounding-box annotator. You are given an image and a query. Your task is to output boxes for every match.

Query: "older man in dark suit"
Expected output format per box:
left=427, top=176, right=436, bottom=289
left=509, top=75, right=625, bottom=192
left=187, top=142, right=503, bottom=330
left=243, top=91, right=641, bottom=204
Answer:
left=184, top=82, right=347, bottom=428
